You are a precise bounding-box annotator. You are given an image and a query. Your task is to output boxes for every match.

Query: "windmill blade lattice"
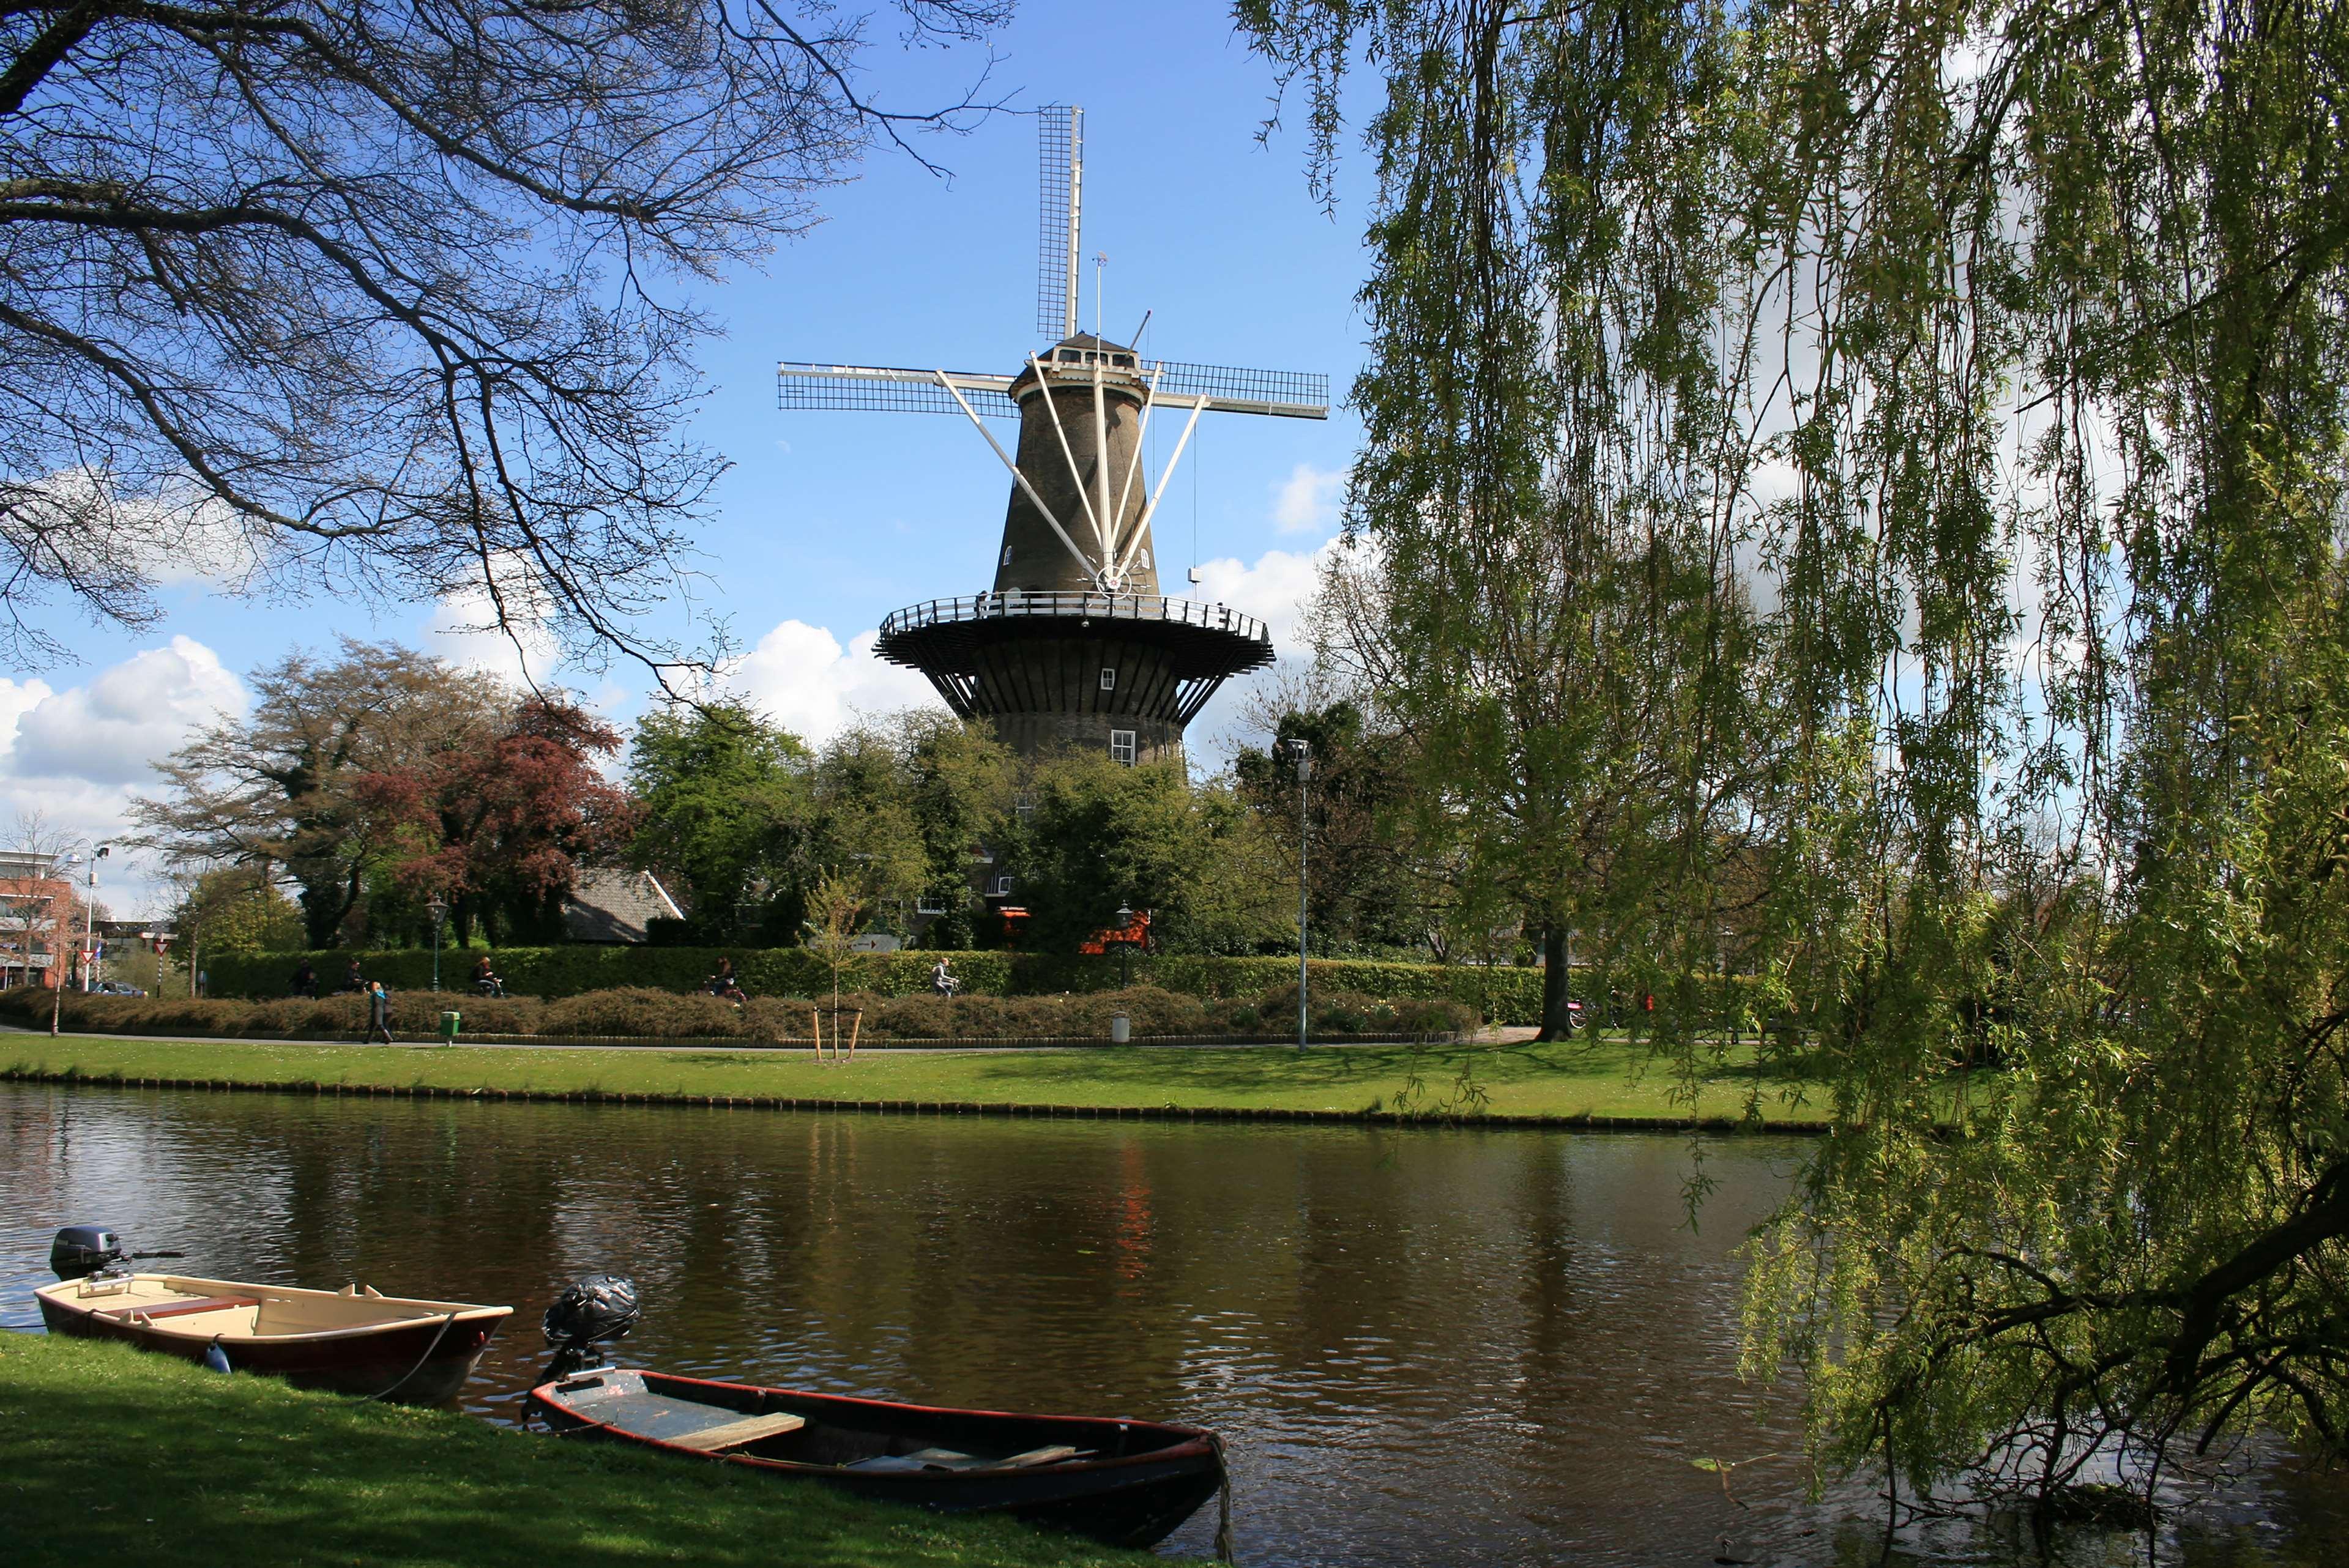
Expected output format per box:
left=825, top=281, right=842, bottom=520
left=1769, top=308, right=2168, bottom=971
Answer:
left=777, top=364, right=1018, bottom=419
left=1037, top=106, right=1082, bottom=340
left=1142, top=360, right=1329, bottom=418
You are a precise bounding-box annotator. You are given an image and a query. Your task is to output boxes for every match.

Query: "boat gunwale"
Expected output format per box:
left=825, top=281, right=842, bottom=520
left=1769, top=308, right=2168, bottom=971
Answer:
left=35, top=1272, right=511, bottom=1344
left=529, top=1368, right=1219, bottom=1482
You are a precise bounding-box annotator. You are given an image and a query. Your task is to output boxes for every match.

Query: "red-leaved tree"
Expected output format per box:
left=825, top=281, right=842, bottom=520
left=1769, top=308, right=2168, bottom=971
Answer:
left=357, top=699, right=635, bottom=944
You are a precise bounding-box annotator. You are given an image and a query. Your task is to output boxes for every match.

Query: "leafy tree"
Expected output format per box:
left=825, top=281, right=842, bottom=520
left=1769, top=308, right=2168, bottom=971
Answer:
left=357, top=697, right=635, bottom=943
left=132, top=641, right=507, bottom=946
left=0, top=0, right=1008, bottom=669
left=807, top=724, right=930, bottom=933
left=1003, top=753, right=1286, bottom=957
left=628, top=702, right=813, bottom=936
left=898, top=712, right=1014, bottom=948
left=1242, top=1, right=1768, bottom=1041
left=174, top=867, right=303, bottom=957
left=1234, top=699, right=1431, bottom=954
left=1245, top=0, right=2349, bottom=1539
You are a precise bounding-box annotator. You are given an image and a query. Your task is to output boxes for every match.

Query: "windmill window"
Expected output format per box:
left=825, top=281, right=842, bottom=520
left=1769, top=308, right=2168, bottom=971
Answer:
left=1001, top=544, right=1013, bottom=566
left=1110, top=729, right=1136, bottom=765
left=1100, top=667, right=1116, bottom=691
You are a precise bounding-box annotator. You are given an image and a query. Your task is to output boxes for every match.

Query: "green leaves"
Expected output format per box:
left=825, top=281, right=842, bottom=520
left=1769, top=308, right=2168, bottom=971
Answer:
left=1243, top=0, right=2349, bottom=1515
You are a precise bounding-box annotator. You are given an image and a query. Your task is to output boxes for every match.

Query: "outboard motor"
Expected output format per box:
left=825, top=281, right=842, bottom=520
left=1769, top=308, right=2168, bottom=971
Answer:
left=50, top=1226, right=125, bottom=1281
left=542, top=1274, right=641, bottom=1378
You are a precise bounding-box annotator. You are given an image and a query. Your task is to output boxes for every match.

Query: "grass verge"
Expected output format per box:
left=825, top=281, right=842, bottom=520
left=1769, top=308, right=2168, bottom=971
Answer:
left=0, top=1032, right=1828, bottom=1127
left=0, top=1333, right=1180, bottom=1568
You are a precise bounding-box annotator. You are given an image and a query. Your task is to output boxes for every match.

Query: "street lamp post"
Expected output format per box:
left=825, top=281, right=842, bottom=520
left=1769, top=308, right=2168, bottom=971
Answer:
left=1278, top=738, right=1311, bottom=1050
left=426, top=896, right=449, bottom=992
left=81, top=845, right=108, bottom=992
left=1115, top=902, right=1134, bottom=987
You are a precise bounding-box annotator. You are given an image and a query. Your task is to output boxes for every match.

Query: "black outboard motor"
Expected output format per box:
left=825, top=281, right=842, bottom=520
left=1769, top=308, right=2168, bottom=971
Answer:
left=50, top=1226, right=125, bottom=1281
left=542, top=1274, right=641, bottom=1378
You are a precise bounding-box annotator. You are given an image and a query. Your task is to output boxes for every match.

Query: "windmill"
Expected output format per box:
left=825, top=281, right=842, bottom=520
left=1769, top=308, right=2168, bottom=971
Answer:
left=776, top=105, right=1328, bottom=766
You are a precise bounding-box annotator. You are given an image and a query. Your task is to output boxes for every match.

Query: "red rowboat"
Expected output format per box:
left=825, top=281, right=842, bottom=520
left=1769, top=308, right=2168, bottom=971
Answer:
left=527, top=1365, right=1225, bottom=1549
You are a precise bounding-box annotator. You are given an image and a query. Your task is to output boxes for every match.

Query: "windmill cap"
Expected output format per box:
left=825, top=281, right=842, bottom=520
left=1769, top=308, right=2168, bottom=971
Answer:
left=1013, top=333, right=1149, bottom=397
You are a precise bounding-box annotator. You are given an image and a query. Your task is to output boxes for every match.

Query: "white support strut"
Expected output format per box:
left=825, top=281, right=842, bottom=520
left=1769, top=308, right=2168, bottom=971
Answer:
left=936, top=371, right=1104, bottom=590
left=1106, top=363, right=1167, bottom=582
left=1121, top=395, right=1210, bottom=581
left=1090, top=356, right=1112, bottom=581
left=1030, top=354, right=1106, bottom=560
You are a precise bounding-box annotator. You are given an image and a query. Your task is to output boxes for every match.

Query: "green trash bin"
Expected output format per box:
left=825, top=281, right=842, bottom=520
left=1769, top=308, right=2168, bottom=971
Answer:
left=438, top=1009, right=461, bottom=1045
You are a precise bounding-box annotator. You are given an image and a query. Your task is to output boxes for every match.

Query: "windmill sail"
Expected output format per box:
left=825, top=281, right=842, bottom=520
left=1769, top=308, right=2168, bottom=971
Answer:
left=1037, top=106, right=1082, bottom=340
left=777, top=364, right=1019, bottom=418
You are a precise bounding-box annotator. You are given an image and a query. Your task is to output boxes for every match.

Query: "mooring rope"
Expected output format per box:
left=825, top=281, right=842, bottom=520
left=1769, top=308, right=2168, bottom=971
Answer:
left=1211, top=1432, right=1235, bottom=1562
left=359, top=1310, right=460, bottom=1402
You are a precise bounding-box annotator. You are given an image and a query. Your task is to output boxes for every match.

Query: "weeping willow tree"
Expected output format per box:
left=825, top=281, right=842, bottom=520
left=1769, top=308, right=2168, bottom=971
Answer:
left=1244, top=0, right=2349, bottom=1531
left=1261, top=0, right=1774, bottom=1042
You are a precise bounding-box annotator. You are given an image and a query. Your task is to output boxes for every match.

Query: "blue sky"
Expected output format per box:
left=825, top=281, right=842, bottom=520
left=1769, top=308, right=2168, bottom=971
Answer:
left=0, top=6, right=1379, bottom=913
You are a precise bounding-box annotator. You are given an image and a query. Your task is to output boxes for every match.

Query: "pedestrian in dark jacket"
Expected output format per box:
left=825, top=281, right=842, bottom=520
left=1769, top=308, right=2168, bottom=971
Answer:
left=365, top=980, right=393, bottom=1044
left=289, top=959, right=317, bottom=998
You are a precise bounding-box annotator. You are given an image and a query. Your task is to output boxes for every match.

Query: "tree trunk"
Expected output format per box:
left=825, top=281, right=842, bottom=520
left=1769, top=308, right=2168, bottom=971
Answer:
left=1534, top=924, right=1576, bottom=1041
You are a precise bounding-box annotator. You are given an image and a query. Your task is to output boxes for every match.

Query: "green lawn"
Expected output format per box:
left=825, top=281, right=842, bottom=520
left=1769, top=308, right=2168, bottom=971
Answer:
left=1, top=1032, right=1828, bottom=1126
left=0, top=1334, right=1180, bottom=1568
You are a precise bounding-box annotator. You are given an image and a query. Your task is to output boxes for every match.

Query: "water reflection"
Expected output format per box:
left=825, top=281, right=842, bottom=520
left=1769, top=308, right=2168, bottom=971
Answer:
left=2, top=1083, right=2339, bottom=1566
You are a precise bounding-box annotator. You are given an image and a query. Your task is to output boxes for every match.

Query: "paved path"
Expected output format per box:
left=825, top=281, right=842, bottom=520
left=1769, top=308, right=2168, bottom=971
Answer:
left=0, top=1023, right=1495, bottom=1056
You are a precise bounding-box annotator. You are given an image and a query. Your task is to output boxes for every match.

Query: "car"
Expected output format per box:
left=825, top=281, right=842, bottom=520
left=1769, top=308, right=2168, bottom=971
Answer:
left=91, top=981, right=147, bottom=997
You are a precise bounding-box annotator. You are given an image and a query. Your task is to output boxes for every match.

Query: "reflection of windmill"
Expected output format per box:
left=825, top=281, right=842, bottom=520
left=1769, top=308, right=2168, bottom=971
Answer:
left=778, top=105, right=1328, bottom=765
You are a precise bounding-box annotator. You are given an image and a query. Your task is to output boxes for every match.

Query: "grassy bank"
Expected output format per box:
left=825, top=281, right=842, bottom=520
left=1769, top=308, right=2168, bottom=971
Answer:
left=0, top=1334, right=1177, bottom=1568
left=0, top=1033, right=1826, bottom=1128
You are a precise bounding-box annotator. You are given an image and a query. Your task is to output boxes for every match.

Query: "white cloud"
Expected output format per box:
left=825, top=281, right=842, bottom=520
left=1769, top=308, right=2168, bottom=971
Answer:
left=0, top=675, right=56, bottom=756
left=1271, top=461, right=1346, bottom=536
left=1192, top=537, right=1342, bottom=647
left=0, top=637, right=247, bottom=917
left=8, top=637, right=244, bottom=785
left=726, top=620, right=943, bottom=745
left=426, top=560, right=562, bottom=686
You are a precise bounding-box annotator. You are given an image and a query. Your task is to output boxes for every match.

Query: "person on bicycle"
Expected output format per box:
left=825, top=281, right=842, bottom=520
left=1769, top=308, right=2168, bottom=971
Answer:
left=931, top=957, right=957, bottom=997
left=707, top=956, right=748, bottom=1005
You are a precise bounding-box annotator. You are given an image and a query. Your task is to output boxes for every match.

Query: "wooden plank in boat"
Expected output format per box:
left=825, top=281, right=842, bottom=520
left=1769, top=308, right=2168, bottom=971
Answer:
left=1002, top=1444, right=1081, bottom=1468
left=96, top=1296, right=259, bottom=1322
left=667, top=1412, right=807, bottom=1452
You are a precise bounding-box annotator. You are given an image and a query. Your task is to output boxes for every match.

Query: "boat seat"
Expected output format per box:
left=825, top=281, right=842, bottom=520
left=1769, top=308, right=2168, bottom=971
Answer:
left=97, top=1296, right=259, bottom=1323
left=845, top=1444, right=1083, bottom=1473
left=1000, top=1445, right=1082, bottom=1468
left=666, top=1411, right=808, bottom=1452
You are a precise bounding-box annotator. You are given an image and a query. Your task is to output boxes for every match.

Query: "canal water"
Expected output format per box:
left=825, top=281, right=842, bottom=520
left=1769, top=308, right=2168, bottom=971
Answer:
left=3, top=1082, right=2343, bottom=1566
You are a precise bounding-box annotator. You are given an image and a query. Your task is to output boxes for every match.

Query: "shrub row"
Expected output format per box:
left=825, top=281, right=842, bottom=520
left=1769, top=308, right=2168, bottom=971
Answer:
left=199, top=947, right=1667, bottom=1025
left=0, top=983, right=1480, bottom=1044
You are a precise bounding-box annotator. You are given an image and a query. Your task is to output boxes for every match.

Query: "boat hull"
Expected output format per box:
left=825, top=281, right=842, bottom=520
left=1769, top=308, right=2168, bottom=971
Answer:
left=36, top=1274, right=508, bottom=1404
left=527, top=1369, right=1223, bottom=1549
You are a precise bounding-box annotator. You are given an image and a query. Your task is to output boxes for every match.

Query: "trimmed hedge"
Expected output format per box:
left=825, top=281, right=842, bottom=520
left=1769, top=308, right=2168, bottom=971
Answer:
left=0, top=983, right=1480, bottom=1044
left=196, top=946, right=1771, bottom=1028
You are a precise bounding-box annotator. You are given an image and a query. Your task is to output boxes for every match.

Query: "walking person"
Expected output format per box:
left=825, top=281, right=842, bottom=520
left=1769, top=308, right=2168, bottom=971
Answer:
left=364, top=979, right=394, bottom=1044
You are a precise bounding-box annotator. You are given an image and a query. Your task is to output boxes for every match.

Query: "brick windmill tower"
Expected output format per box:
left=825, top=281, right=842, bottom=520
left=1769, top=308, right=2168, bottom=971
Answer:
left=778, top=107, right=1327, bottom=766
